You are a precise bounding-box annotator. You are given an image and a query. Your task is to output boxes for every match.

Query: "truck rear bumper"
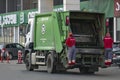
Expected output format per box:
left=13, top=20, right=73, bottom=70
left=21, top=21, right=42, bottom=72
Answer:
left=76, top=48, right=103, bottom=54
left=66, top=63, right=100, bottom=69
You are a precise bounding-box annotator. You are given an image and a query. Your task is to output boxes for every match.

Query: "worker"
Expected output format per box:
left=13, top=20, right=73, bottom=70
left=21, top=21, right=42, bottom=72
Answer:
left=65, top=32, right=76, bottom=65
left=103, top=32, right=113, bottom=66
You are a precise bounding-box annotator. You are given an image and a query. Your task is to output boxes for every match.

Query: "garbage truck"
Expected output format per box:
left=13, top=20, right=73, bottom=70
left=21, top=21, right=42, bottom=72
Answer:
left=23, top=11, right=106, bottom=73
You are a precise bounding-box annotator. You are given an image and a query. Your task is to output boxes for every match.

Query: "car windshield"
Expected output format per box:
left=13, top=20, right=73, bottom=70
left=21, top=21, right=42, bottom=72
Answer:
left=16, top=44, right=24, bottom=49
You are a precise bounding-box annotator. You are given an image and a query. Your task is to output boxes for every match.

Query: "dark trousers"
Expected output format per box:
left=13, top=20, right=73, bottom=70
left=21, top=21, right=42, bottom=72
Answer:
left=105, top=48, right=112, bottom=60
left=67, top=46, right=76, bottom=61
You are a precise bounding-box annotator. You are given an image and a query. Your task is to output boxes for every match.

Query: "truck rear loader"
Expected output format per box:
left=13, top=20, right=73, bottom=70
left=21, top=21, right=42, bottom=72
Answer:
left=23, top=11, right=106, bottom=73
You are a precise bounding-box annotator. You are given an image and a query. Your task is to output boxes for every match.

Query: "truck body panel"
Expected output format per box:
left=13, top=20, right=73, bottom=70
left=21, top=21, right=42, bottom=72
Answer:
left=34, top=14, right=55, bottom=50
left=34, top=11, right=105, bottom=52
left=34, top=12, right=69, bottom=52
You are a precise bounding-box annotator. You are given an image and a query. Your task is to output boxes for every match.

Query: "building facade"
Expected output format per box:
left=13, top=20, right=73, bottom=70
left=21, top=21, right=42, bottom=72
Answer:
left=0, top=0, right=119, bottom=45
left=0, top=0, right=64, bottom=45
left=0, top=0, right=38, bottom=45
left=0, top=0, right=38, bottom=13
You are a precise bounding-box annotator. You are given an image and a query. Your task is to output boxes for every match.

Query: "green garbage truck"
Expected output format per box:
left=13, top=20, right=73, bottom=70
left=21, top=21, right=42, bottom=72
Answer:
left=23, top=11, right=106, bottom=73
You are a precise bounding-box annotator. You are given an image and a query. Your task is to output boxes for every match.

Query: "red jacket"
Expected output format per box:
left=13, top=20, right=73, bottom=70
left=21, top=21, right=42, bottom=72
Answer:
left=65, top=37, right=76, bottom=47
left=103, top=36, right=113, bottom=48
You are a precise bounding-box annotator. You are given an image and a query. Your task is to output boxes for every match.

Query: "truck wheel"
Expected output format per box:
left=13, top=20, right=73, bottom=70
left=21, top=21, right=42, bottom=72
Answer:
left=47, top=53, right=56, bottom=73
left=25, top=53, right=34, bottom=71
left=118, top=65, right=120, bottom=68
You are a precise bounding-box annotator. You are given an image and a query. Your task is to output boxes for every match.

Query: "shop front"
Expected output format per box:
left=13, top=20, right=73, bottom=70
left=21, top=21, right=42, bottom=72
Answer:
left=0, top=12, right=19, bottom=44
left=0, top=4, right=70, bottom=45
left=0, top=9, right=38, bottom=45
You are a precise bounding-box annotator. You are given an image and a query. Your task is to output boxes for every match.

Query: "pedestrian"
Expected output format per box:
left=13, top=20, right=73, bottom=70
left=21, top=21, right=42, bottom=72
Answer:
left=103, top=32, right=113, bottom=66
left=65, top=32, right=76, bottom=65
left=1, top=48, right=6, bottom=62
left=0, top=49, right=9, bottom=63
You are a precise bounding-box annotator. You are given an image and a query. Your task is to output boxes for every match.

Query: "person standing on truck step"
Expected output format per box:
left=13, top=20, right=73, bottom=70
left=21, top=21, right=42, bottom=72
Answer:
left=65, top=32, right=76, bottom=65
left=103, top=32, right=113, bottom=66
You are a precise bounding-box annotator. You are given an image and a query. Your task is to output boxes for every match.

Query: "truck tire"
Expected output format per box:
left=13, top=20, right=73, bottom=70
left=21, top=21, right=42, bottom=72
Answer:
left=47, top=53, right=56, bottom=73
left=25, top=53, right=34, bottom=71
left=118, top=65, right=120, bottom=68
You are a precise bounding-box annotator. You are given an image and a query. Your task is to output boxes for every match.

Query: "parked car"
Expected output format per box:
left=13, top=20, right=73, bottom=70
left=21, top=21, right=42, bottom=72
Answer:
left=112, top=42, right=120, bottom=67
left=0, top=43, right=24, bottom=60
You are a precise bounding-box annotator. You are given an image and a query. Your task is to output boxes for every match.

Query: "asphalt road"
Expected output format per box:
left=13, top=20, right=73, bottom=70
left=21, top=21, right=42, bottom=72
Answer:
left=0, top=60, right=120, bottom=80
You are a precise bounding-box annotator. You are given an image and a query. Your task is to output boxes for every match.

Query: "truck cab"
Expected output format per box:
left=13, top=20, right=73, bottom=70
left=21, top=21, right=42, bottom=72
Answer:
left=25, top=18, right=34, bottom=48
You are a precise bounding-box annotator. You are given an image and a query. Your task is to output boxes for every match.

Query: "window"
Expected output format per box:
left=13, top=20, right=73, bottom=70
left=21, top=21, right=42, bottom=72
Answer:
left=32, top=0, right=38, bottom=9
left=16, top=44, right=23, bottom=49
left=6, top=44, right=11, bottom=48
left=26, top=24, right=30, bottom=34
left=16, top=0, right=21, bottom=10
left=54, top=0, right=63, bottom=6
left=11, top=44, right=16, bottom=48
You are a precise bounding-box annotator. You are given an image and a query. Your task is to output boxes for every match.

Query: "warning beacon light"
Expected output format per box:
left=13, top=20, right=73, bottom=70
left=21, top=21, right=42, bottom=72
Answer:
left=66, top=16, right=70, bottom=26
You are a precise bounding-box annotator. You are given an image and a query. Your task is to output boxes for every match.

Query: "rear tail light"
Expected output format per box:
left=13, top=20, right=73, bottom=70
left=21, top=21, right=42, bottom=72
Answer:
left=66, top=16, right=70, bottom=26
left=106, top=18, right=109, bottom=27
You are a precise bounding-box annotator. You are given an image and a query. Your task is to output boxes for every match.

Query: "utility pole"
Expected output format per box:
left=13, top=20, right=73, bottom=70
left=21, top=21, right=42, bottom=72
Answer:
left=38, top=0, right=53, bottom=13
left=3, top=0, right=8, bottom=43
left=21, top=0, right=23, bottom=10
left=6, top=0, right=8, bottom=13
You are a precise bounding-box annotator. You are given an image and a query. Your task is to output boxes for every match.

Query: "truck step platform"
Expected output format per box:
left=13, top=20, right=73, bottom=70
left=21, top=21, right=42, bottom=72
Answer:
left=36, top=56, right=45, bottom=58
left=36, top=62, right=45, bottom=65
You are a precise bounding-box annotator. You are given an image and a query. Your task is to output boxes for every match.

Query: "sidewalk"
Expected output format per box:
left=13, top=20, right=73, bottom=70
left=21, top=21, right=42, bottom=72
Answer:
left=0, top=60, right=24, bottom=64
